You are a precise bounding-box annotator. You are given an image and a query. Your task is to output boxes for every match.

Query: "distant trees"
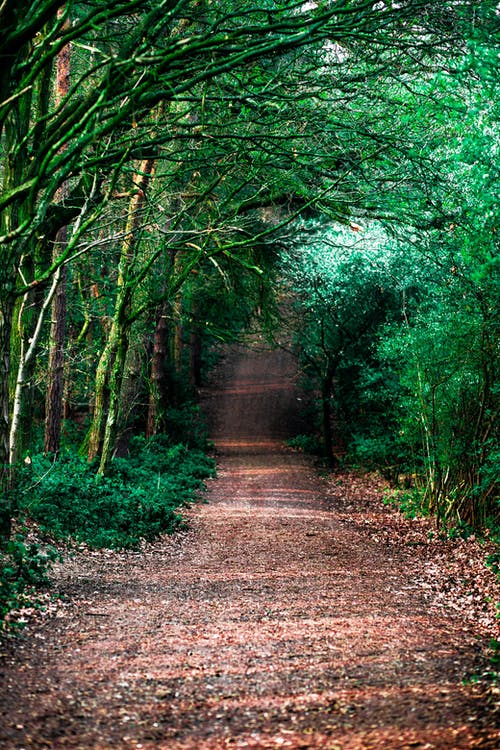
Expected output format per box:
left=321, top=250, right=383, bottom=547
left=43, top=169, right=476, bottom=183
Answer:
left=284, top=221, right=498, bottom=528
left=282, top=228, right=404, bottom=468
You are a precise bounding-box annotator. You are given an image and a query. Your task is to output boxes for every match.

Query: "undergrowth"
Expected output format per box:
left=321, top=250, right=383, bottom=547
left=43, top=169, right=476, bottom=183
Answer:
left=1, top=413, right=215, bottom=628
left=17, top=435, right=215, bottom=549
left=383, top=487, right=429, bottom=520
left=286, top=433, right=322, bottom=455
left=0, top=527, right=61, bottom=627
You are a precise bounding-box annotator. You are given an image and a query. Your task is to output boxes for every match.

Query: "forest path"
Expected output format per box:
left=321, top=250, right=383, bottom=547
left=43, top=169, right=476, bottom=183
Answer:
left=0, top=343, right=498, bottom=749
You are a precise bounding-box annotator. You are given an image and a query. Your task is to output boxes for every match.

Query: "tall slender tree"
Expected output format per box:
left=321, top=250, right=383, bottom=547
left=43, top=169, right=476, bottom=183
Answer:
left=44, top=6, right=71, bottom=455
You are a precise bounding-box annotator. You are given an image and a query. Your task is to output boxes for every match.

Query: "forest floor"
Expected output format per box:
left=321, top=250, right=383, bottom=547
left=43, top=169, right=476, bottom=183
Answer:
left=0, top=342, right=499, bottom=749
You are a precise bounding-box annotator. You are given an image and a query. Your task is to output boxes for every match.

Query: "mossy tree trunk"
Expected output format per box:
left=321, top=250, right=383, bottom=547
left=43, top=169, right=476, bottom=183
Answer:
left=146, top=304, right=171, bottom=438
left=87, top=157, right=156, bottom=474
left=0, top=294, right=14, bottom=543
left=44, top=11, right=71, bottom=456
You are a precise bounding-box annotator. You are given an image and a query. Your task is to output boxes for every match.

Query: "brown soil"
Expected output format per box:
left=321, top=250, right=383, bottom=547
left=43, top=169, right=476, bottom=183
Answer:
left=0, top=343, right=499, bottom=749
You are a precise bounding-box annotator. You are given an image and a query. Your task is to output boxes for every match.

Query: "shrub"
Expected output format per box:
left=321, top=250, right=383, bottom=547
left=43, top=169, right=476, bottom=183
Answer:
left=286, top=434, right=322, bottom=455
left=383, top=487, right=430, bottom=519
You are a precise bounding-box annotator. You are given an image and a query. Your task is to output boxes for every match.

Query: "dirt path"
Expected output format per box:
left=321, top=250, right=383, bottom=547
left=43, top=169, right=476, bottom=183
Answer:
left=0, top=344, right=499, bottom=749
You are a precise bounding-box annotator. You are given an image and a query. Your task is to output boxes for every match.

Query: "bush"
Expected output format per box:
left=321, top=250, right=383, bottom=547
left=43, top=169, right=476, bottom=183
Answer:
left=286, top=434, right=322, bottom=455
left=17, top=435, right=215, bottom=549
left=383, top=487, right=430, bottom=519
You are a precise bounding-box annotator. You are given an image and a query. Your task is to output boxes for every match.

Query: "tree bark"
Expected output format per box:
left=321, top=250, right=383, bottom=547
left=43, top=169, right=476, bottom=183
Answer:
left=44, top=252, right=67, bottom=455
left=88, top=157, right=156, bottom=473
left=87, top=339, right=114, bottom=463
left=189, top=323, right=202, bottom=389
left=0, top=294, right=14, bottom=543
left=97, top=321, right=129, bottom=474
left=0, top=39, right=33, bottom=541
left=146, top=306, right=170, bottom=438
left=10, top=271, right=60, bottom=465
left=44, top=8, right=70, bottom=455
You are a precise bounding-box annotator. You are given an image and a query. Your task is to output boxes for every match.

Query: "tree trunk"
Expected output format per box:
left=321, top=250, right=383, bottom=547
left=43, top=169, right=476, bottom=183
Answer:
left=0, top=51, right=34, bottom=541
left=97, top=322, right=129, bottom=474
left=44, top=241, right=67, bottom=455
left=174, top=305, right=183, bottom=376
left=0, top=294, right=14, bottom=543
left=321, top=365, right=337, bottom=468
left=189, top=324, right=202, bottom=389
left=44, top=10, right=70, bottom=455
left=146, top=306, right=170, bottom=437
left=87, top=331, right=115, bottom=462
left=114, top=326, right=147, bottom=455
left=89, top=157, right=156, bottom=474
left=10, top=271, right=60, bottom=465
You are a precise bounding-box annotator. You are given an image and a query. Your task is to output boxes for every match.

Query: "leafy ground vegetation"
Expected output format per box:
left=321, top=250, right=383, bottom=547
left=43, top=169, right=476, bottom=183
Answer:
left=17, top=431, right=214, bottom=549
left=1, top=407, right=214, bottom=625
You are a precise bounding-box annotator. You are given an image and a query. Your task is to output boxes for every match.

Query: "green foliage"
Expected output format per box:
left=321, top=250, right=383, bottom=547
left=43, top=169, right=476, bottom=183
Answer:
left=349, top=433, right=409, bottom=481
left=447, top=521, right=476, bottom=541
left=286, top=434, right=323, bottom=455
left=281, top=224, right=410, bottom=467
left=384, top=488, right=430, bottom=520
left=153, top=404, right=214, bottom=452
left=378, top=244, right=499, bottom=527
left=488, top=639, right=500, bottom=671
left=1, top=0, right=499, bottom=545
left=272, top=21, right=499, bottom=532
left=16, top=436, right=215, bottom=549
left=0, top=528, right=60, bottom=626
left=486, top=551, right=500, bottom=578
left=285, top=207, right=498, bottom=530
